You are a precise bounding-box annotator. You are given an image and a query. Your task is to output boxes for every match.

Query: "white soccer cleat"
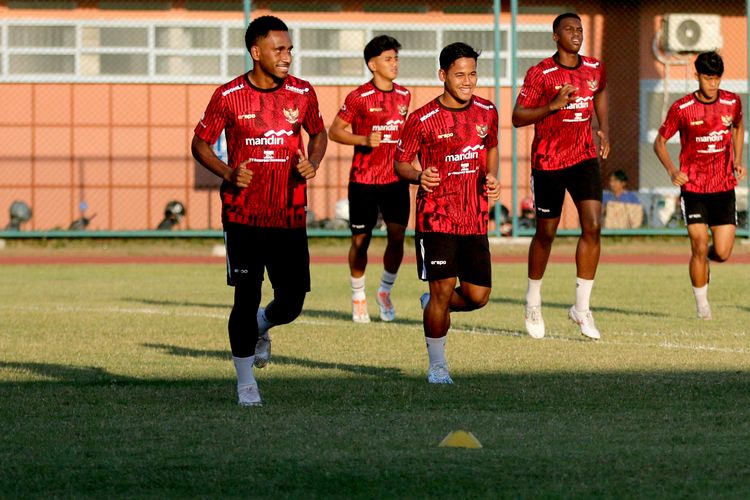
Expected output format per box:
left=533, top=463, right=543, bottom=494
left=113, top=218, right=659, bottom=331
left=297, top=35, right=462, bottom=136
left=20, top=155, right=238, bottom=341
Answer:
left=352, top=298, right=370, bottom=323
left=568, top=306, right=601, bottom=340
left=427, top=362, right=453, bottom=384
left=697, top=303, right=713, bottom=320
left=524, top=305, right=545, bottom=339
left=237, top=383, right=262, bottom=407
left=254, top=308, right=271, bottom=368
left=254, top=333, right=271, bottom=368
left=376, top=290, right=396, bottom=322
left=419, top=292, right=431, bottom=311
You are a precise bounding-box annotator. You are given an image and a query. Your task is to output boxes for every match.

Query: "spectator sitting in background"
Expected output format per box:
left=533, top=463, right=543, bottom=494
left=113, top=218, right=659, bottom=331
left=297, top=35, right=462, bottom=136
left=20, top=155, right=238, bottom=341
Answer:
left=602, top=169, right=640, bottom=205
left=602, top=169, right=644, bottom=228
left=518, top=196, right=536, bottom=230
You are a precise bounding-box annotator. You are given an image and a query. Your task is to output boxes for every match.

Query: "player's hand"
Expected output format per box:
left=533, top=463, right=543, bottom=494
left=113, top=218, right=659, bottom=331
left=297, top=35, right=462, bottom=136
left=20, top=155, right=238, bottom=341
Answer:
left=735, top=164, right=747, bottom=181
left=419, top=167, right=441, bottom=192
left=670, top=170, right=689, bottom=187
left=485, top=174, right=500, bottom=202
left=364, top=132, right=382, bottom=148
left=296, top=149, right=318, bottom=180
left=549, top=83, right=578, bottom=111
left=229, top=160, right=254, bottom=188
left=597, top=130, right=610, bottom=159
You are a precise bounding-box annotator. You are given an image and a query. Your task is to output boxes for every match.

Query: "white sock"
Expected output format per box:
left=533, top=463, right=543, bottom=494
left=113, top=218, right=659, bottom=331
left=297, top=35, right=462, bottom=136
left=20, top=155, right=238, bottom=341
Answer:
left=378, top=270, right=398, bottom=294
left=233, top=356, right=256, bottom=388
left=575, top=277, right=594, bottom=312
left=350, top=275, right=366, bottom=300
left=526, top=278, right=543, bottom=307
left=425, top=336, right=447, bottom=366
left=692, top=284, right=709, bottom=308
left=257, top=308, right=273, bottom=337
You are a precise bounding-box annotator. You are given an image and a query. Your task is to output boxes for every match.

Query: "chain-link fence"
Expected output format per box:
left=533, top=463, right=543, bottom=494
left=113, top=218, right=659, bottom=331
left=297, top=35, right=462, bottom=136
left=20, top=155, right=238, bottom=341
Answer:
left=0, top=0, right=747, bottom=236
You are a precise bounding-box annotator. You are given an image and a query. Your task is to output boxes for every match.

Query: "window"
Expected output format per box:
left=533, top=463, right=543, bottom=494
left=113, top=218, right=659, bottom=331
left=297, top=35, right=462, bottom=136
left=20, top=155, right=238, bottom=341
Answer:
left=0, top=19, right=550, bottom=85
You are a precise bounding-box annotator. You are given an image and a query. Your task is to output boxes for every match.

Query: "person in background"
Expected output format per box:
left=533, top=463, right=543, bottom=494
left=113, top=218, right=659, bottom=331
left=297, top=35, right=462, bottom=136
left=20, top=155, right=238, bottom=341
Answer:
left=328, top=35, right=411, bottom=324
left=602, top=170, right=640, bottom=206
left=653, top=51, right=745, bottom=320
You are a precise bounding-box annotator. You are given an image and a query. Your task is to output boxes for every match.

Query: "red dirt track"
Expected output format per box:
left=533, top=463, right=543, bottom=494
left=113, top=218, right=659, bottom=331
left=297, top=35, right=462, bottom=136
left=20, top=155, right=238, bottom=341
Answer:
left=2, top=253, right=750, bottom=265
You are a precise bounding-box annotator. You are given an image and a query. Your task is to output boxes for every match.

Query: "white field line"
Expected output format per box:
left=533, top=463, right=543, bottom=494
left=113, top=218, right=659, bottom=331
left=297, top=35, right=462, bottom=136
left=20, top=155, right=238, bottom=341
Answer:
left=2, top=304, right=747, bottom=355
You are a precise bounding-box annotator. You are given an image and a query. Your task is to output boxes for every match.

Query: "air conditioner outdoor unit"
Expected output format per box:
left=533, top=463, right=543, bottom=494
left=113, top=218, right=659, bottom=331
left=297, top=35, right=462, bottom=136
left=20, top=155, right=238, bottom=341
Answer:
left=663, top=14, right=722, bottom=53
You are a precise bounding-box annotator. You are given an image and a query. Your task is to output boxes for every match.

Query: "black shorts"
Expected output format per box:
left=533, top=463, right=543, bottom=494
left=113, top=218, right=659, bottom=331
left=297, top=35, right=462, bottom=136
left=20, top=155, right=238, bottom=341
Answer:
left=531, top=158, right=602, bottom=219
left=348, top=181, right=410, bottom=234
left=680, top=190, right=737, bottom=226
left=223, top=223, right=311, bottom=292
left=415, top=232, right=492, bottom=287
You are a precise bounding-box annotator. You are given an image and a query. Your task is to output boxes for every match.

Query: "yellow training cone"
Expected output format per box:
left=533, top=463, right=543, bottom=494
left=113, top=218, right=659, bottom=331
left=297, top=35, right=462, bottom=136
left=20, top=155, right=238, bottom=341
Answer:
left=438, top=430, right=483, bottom=449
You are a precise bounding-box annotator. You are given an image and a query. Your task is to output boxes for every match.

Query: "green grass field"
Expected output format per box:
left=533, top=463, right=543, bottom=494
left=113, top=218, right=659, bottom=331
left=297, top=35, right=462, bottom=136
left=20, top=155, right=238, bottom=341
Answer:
left=2, top=241, right=750, bottom=498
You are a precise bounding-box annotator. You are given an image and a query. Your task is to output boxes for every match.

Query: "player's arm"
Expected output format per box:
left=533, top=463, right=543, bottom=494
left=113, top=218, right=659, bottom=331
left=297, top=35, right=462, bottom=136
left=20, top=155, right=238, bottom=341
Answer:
left=732, top=118, right=746, bottom=180
left=296, top=130, right=328, bottom=180
left=395, top=160, right=439, bottom=193
left=191, top=135, right=253, bottom=188
left=328, top=116, right=381, bottom=148
left=485, top=146, right=500, bottom=202
left=653, top=133, right=688, bottom=187
left=512, top=83, right=578, bottom=128
left=593, top=88, right=610, bottom=159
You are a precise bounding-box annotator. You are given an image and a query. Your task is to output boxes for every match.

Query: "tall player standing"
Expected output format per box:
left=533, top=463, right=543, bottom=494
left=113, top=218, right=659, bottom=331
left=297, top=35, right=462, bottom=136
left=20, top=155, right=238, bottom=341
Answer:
left=191, top=16, right=327, bottom=406
left=328, top=36, right=411, bottom=323
left=654, top=51, right=745, bottom=320
left=512, top=12, right=609, bottom=340
left=395, top=43, right=500, bottom=384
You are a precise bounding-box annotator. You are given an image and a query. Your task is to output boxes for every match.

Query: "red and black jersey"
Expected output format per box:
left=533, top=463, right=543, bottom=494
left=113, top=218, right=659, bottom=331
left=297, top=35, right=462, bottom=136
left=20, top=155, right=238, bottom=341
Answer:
left=658, top=89, right=742, bottom=194
left=194, top=74, right=325, bottom=228
left=517, top=54, right=606, bottom=171
left=337, top=81, right=411, bottom=185
left=395, top=96, right=498, bottom=235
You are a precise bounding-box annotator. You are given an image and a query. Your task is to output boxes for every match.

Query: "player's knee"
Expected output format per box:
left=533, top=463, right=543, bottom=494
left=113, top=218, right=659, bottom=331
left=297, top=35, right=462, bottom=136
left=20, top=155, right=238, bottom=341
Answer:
left=710, top=245, right=732, bottom=262
left=267, top=293, right=306, bottom=325
left=462, top=288, right=490, bottom=310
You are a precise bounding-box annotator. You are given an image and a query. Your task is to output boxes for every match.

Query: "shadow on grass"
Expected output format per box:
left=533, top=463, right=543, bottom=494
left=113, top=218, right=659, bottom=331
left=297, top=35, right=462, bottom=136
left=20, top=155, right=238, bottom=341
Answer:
left=491, top=295, right=668, bottom=317
left=142, top=343, right=402, bottom=377
left=0, top=361, right=139, bottom=384
left=301, top=308, right=423, bottom=326
left=122, top=298, right=229, bottom=309
left=2, top=360, right=750, bottom=497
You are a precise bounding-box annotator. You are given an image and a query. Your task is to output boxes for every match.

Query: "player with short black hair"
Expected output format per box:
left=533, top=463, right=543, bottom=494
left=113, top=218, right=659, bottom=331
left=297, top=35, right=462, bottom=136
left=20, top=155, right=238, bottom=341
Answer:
left=192, top=15, right=327, bottom=406
left=654, top=51, right=745, bottom=320
left=512, top=12, right=609, bottom=340
left=329, top=35, right=411, bottom=323
left=395, top=42, right=500, bottom=384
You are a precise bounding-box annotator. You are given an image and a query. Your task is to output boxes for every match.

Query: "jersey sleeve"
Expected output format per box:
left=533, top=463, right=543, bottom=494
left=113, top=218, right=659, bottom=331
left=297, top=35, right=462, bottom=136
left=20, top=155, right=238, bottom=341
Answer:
left=658, top=101, right=681, bottom=140
left=486, top=106, right=499, bottom=150
left=516, top=65, right=545, bottom=108
left=302, top=86, right=325, bottom=136
left=194, top=87, right=228, bottom=145
left=395, top=113, right=422, bottom=163
left=336, top=90, right=359, bottom=124
left=597, top=62, right=607, bottom=93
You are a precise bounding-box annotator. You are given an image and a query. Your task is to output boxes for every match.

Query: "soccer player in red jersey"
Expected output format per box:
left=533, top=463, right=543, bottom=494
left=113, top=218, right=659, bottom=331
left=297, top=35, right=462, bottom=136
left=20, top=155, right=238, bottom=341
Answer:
left=191, top=16, right=327, bottom=406
left=654, top=51, right=746, bottom=320
left=395, top=42, right=500, bottom=384
left=328, top=36, right=411, bottom=324
left=512, top=13, right=609, bottom=340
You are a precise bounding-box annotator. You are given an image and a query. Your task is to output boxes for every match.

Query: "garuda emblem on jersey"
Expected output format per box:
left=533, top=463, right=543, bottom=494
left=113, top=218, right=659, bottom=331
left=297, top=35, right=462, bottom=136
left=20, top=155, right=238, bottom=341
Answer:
left=283, top=107, right=299, bottom=124
left=587, top=80, right=599, bottom=92
left=398, top=105, right=408, bottom=116
left=476, top=124, right=488, bottom=139
left=721, top=115, right=733, bottom=127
